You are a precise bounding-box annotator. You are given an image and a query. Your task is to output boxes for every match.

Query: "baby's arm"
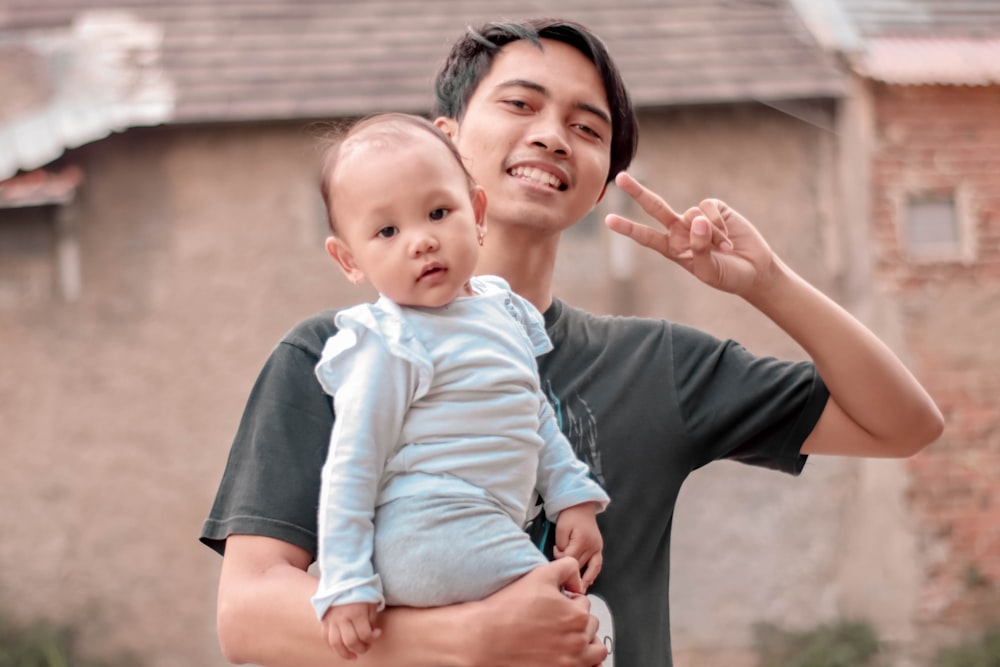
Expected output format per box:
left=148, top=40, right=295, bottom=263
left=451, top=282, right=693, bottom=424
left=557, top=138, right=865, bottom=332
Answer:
left=533, top=391, right=610, bottom=589
left=553, top=502, right=604, bottom=590
left=312, top=327, right=418, bottom=651
left=533, top=392, right=610, bottom=516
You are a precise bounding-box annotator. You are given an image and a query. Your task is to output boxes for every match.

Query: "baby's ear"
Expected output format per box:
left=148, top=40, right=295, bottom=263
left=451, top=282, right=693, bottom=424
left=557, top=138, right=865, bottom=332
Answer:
left=434, top=116, right=458, bottom=140
left=471, top=186, right=487, bottom=230
left=326, top=236, right=365, bottom=284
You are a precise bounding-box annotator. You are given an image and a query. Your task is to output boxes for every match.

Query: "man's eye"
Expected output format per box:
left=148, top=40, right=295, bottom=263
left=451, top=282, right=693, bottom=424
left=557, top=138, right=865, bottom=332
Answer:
left=429, top=208, right=449, bottom=221
left=377, top=226, right=398, bottom=238
left=576, top=124, right=601, bottom=140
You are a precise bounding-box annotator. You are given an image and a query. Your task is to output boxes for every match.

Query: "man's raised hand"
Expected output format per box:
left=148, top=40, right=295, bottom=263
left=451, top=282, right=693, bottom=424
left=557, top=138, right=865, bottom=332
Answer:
left=605, top=171, right=775, bottom=296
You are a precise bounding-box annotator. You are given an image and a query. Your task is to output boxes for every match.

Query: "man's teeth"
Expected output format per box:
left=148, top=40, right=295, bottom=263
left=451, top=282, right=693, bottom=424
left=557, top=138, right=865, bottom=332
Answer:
left=509, top=166, right=564, bottom=190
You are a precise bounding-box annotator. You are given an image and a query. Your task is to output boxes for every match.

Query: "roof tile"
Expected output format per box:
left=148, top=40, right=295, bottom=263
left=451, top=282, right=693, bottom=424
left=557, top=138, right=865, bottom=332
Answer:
left=1, top=0, right=846, bottom=127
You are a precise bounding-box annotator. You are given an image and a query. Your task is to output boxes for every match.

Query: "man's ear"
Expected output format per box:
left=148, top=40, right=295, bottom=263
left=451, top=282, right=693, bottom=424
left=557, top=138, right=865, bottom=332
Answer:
left=434, top=116, right=458, bottom=139
left=471, top=186, right=487, bottom=235
left=325, top=236, right=364, bottom=284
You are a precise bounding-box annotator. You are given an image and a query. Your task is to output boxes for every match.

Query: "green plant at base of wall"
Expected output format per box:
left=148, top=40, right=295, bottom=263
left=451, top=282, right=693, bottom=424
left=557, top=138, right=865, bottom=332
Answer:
left=934, top=627, right=1000, bottom=667
left=753, top=619, right=882, bottom=667
left=0, top=612, right=139, bottom=667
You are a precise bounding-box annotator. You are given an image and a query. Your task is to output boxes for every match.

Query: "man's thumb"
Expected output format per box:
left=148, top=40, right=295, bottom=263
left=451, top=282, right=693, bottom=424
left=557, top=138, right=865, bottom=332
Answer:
left=549, top=556, right=585, bottom=595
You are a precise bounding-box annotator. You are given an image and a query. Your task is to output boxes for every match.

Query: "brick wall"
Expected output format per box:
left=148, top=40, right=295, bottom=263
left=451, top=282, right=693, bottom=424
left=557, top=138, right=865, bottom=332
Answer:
left=871, top=83, right=1000, bottom=639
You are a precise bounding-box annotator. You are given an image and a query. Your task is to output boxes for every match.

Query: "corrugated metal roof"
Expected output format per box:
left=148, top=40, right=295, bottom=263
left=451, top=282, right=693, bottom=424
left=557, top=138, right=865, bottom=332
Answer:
left=858, top=37, right=1000, bottom=85
left=1, top=0, right=845, bottom=121
left=0, top=11, right=175, bottom=179
left=837, top=0, right=1000, bottom=38
left=0, top=0, right=847, bottom=178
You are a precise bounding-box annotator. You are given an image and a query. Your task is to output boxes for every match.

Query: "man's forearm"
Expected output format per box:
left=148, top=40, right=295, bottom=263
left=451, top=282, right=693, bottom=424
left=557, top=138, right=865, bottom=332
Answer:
left=745, top=258, right=943, bottom=456
left=217, top=538, right=470, bottom=667
left=218, top=535, right=604, bottom=667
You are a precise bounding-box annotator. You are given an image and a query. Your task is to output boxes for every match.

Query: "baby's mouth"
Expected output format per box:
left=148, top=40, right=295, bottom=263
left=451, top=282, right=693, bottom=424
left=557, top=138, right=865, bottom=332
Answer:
left=419, top=264, right=445, bottom=280
left=508, top=166, right=567, bottom=191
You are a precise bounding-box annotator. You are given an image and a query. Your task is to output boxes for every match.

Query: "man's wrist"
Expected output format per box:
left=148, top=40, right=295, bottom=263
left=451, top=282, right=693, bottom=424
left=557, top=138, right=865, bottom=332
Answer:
left=377, top=601, right=485, bottom=667
left=741, top=255, right=797, bottom=312
left=446, top=599, right=487, bottom=667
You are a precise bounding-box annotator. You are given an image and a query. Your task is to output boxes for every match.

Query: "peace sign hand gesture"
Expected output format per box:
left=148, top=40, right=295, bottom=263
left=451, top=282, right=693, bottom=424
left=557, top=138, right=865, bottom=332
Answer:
left=605, top=172, right=776, bottom=297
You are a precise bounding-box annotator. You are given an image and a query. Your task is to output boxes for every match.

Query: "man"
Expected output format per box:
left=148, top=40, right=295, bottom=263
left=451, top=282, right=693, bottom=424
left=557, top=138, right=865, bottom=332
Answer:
left=200, top=18, right=943, bottom=667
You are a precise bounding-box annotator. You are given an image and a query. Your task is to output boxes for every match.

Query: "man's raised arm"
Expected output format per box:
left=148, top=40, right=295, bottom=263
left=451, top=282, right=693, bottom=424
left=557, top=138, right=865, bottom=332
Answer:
left=606, top=172, right=944, bottom=459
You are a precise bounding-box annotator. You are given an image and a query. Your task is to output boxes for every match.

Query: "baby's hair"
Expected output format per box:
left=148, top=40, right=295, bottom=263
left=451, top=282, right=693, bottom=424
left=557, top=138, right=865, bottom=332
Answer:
left=319, top=112, right=475, bottom=235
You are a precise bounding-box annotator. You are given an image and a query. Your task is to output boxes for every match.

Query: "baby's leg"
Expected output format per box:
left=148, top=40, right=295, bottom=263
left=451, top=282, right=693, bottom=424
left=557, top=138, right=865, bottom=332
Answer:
left=373, top=494, right=546, bottom=607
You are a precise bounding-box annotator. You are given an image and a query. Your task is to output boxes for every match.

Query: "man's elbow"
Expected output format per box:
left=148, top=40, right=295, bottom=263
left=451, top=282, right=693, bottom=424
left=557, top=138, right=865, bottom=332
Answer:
left=216, top=590, right=253, bottom=665
left=893, top=405, right=945, bottom=458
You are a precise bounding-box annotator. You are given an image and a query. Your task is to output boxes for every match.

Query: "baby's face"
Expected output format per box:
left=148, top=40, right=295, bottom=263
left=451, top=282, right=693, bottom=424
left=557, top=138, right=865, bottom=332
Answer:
left=327, top=131, right=485, bottom=308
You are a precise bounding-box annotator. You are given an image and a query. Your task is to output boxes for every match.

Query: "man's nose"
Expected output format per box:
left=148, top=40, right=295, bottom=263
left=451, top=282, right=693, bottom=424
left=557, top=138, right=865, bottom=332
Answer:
left=527, top=114, right=571, bottom=157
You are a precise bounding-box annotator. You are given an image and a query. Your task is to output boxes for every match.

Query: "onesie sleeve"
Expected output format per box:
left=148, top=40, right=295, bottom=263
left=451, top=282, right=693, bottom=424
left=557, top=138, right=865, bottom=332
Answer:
left=468, top=277, right=607, bottom=519
left=534, top=386, right=610, bottom=520
left=310, top=310, right=427, bottom=619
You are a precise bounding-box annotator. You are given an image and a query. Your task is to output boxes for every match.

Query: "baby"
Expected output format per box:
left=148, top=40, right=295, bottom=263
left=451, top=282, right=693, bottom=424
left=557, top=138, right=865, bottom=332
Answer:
left=311, top=112, right=610, bottom=660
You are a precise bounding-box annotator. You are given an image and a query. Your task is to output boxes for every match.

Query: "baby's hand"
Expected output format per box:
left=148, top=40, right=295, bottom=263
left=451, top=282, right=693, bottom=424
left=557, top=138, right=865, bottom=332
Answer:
left=320, top=601, right=382, bottom=660
left=553, top=502, right=604, bottom=591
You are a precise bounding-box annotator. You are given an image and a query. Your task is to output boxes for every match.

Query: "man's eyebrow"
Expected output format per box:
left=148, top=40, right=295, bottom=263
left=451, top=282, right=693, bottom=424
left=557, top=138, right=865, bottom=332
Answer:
left=495, top=79, right=612, bottom=127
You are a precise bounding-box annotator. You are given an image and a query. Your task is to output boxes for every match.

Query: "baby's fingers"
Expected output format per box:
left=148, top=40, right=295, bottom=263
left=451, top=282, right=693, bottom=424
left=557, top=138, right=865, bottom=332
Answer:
left=367, top=605, right=382, bottom=639
left=342, top=619, right=372, bottom=657
left=354, top=616, right=381, bottom=647
left=581, top=552, right=604, bottom=590
left=328, top=626, right=356, bottom=661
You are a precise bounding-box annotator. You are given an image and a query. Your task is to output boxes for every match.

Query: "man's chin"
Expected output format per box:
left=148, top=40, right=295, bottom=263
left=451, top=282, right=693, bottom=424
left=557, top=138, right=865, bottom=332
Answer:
left=490, top=200, right=570, bottom=230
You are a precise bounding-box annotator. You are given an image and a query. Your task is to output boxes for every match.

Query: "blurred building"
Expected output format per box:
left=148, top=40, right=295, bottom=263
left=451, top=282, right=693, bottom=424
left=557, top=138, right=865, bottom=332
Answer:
left=794, top=0, right=1000, bottom=655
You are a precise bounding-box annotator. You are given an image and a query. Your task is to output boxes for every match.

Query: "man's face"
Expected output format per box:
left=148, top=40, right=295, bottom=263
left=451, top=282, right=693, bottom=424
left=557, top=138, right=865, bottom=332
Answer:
left=439, top=38, right=612, bottom=235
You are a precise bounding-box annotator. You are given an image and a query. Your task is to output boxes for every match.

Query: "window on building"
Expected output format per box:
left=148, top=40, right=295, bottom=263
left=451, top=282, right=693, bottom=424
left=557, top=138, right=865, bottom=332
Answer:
left=901, top=190, right=974, bottom=263
left=0, top=206, right=57, bottom=308
left=0, top=167, right=83, bottom=308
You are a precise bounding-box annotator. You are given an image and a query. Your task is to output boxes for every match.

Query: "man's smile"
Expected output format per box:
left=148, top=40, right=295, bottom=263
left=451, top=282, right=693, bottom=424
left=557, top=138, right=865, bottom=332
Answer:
left=507, top=165, right=568, bottom=191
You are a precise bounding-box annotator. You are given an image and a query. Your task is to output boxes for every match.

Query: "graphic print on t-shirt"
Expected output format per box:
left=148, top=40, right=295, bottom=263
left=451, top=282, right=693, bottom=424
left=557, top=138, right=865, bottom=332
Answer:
left=530, top=385, right=615, bottom=665
left=544, top=380, right=606, bottom=487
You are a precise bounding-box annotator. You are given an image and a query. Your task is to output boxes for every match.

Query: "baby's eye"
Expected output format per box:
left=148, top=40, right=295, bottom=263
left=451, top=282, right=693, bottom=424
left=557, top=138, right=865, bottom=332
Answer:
left=376, top=226, right=398, bottom=238
left=429, top=208, right=449, bottom=221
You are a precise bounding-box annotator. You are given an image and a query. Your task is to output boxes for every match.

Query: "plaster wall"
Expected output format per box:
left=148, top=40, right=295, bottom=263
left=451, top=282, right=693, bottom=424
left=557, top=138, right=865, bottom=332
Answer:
left=0, top=101, right=935, bottom=665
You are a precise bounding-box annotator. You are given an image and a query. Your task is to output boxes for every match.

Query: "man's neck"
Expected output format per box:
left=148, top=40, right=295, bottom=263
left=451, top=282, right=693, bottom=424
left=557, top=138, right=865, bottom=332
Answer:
left=476, top=226, right=560, bottom=313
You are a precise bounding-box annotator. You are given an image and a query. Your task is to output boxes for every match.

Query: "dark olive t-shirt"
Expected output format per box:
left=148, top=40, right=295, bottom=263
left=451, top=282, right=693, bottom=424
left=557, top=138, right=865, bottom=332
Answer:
left=200, top=297, right=828, bottom=666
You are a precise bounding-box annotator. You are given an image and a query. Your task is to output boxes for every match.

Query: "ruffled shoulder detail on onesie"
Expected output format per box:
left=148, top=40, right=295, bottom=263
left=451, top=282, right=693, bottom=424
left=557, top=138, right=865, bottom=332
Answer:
left=471, top=275, right=553, bottom=356
left=315, top=298, right=433, bottom=399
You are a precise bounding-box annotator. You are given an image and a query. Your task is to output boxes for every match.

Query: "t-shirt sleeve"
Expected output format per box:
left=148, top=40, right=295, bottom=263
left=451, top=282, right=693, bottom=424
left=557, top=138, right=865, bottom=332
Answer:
left=199, top=316, right=337, bottom=557
left=670, top=323, right=829, bottom=474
